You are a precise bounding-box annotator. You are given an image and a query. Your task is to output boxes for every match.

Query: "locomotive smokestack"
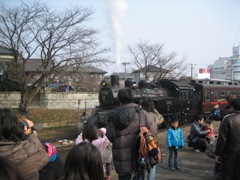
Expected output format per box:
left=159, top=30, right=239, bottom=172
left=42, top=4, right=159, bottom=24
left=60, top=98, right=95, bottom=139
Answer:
left=111, top=75, right=119, bottom=88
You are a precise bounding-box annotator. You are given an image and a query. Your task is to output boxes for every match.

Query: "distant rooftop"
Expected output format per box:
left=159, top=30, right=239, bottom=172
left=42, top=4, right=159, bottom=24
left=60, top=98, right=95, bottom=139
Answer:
left=132, top=65, right=168, bottom=73
left=65, top=65, right=107, bottom=74
left=0, top=46, right=13, bottom=55
left=25, top=59, right=51, bottom=72
left=106, top=72, right=133, bottom=79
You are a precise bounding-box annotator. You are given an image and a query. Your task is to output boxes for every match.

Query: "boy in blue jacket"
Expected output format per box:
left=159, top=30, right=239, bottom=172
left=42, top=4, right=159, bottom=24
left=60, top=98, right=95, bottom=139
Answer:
left=166, top=118, right=184, bottom=170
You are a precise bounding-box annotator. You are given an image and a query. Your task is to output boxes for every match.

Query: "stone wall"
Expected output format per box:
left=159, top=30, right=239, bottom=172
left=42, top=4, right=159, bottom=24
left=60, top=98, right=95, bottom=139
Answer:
left=0, top=92, right=21, bottom=108
left=40, top=92, right=99, bottom=109
left=0, top=92, right=99, bottom=109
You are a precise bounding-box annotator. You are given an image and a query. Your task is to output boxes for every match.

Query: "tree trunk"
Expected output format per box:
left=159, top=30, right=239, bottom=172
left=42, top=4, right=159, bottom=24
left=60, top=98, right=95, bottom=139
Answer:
left=18, top=84, right=42, bottom=113
left=19, top=90, right=29, bottom=113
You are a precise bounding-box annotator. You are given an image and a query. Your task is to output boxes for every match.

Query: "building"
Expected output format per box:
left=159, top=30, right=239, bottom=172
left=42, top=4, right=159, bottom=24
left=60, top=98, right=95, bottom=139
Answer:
left=132, top=65, right=173, bottom=83
left=0, top=46, right=14, bottom=61
left=0, top=46, right=14, bottom=76
left=58, top=65, right=107, bottom=91
left=210, top=57, right=229, bottom=79
left=209, top=46, right=240, bottom=81
left=229, top=46, right=240, bottom=80
left=0, top=46, right=107, bottom=92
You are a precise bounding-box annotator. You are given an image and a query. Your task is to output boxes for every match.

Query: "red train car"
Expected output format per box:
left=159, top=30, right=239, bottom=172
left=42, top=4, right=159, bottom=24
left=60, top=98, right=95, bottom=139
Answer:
left=191, top=79, right=240, bottom=116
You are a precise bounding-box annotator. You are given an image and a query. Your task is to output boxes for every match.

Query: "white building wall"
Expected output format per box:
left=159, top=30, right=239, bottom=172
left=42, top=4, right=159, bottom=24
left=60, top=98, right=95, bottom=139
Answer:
left=211, top=57, right=229, bottom=79
left=231, top=46, right=240, bottom=80
left=209, top=46, right=240, bottom=81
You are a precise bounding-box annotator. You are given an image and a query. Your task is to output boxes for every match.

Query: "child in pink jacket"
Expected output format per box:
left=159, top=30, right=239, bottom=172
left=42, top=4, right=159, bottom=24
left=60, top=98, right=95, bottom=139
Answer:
left=76, top=125, right=111, bottom=179
left=75, top=125, right=109, bottom=156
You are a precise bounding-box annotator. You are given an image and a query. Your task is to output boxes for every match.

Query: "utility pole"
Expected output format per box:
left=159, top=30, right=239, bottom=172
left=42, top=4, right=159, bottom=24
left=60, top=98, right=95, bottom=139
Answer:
left=190, top=63, right=196, bottom=79
left=122, top=62, right=130, bottom=80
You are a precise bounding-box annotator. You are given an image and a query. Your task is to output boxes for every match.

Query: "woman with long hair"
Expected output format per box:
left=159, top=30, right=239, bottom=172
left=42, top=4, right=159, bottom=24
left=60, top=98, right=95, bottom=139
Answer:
left=61, top=142, right=104, bottom=180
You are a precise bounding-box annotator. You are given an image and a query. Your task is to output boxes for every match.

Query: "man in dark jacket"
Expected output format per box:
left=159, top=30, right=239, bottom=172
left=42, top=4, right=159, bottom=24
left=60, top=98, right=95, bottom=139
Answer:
left=106, top=88, right=157, bottom=180
left=228, top=145, right=240, bottom=180
left=215, top=97, right=240, bottom=180
left=187, top=114, right=210, bottom=152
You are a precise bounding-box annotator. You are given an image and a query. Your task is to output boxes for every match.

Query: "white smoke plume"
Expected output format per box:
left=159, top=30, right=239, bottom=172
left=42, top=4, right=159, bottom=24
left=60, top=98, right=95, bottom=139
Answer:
left=108, top=0, right=128, bottom=72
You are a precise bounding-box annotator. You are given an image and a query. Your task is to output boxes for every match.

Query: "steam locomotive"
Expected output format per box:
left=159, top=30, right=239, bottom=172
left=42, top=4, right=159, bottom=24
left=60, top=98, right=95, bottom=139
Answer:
left=88, top=75, right=240, bottom=128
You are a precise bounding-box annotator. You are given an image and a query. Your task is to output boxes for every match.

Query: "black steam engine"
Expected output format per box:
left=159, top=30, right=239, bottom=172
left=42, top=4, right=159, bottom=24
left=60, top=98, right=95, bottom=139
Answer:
left=88, top=74, right=240, bottom=128
left=88, top=75, right=196, bottom=128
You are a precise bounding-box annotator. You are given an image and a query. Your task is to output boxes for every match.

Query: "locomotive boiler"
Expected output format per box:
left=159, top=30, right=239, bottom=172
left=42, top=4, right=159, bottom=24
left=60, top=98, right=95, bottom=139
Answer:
left=88, top=75, right=195, bottom=128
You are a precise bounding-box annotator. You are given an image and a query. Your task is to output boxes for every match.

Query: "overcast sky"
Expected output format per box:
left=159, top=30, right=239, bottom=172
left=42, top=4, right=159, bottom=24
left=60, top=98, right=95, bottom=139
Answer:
left=6, top=0, right=240, bottom=76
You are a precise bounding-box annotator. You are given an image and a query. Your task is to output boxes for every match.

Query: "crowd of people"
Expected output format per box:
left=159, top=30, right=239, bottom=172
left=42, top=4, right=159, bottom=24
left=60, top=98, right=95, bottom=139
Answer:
left=187, top=94, right=240, bottom=180
left=0, top=90, right=240, bottom=180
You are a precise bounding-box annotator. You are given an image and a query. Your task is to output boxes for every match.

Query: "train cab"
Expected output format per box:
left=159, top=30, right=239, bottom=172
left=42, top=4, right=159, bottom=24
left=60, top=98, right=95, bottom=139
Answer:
left=156, top=80, right=195, bottom=126
left=157, top=80, right=195, bottom=111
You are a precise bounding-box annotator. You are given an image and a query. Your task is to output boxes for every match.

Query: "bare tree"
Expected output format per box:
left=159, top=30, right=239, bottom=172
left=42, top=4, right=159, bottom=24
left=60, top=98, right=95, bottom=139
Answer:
left=0, top=1, right=109, bottom=112
left=128, top=40, right=187, bottom=81
left=155, top=51, right=188, bottom=81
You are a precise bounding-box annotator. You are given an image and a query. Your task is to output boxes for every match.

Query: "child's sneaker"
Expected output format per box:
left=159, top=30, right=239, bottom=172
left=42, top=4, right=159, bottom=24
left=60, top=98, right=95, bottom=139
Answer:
left=168, top=167, right=175, bottom=171
left=175, top=166, right=181, bottom=170
left=194, top=149, right=200, bottom=152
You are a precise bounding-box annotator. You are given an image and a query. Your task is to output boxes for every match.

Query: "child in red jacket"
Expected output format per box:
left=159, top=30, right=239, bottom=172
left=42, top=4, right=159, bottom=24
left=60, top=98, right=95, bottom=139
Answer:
left=204, top=119, right=215, bottom=141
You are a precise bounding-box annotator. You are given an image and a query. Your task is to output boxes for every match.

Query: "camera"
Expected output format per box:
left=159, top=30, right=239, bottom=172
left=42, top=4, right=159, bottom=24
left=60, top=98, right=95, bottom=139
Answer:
left=21, top=121, right=35, bottom=132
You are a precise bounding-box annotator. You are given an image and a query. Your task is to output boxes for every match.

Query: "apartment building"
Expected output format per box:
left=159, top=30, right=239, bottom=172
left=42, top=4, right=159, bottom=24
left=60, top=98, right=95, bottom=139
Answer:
left=210, top=46, right=240, bottom=81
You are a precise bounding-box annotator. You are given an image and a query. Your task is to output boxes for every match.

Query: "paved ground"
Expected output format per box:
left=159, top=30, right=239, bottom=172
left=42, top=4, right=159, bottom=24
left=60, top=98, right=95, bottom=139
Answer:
left=56, top=121, right=220, bottom=180
left=152, top=121, right=220, bottom=180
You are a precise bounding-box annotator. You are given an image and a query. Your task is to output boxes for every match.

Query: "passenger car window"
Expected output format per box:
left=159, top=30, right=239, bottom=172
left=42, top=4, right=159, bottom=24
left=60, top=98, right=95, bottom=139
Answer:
left=220, top=91, right=225, bottom=99
left=214, top=91, right=219, bottom=101
left=205, top=91, right=210, bottom=101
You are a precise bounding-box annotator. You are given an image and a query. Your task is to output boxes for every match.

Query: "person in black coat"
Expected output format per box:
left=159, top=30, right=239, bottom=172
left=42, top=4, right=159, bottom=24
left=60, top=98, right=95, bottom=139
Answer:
left=228, top=145, right=240, bottom=180
left=215, top=97, right=240, bottom=180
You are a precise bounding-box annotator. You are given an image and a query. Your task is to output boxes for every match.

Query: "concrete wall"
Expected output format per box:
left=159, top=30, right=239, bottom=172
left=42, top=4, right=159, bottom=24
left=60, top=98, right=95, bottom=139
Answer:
left=0, top=92, right=99, bottom=109
left=0, top=92, right=21, bottom=108
left=40, top=92, right=99, bottom=109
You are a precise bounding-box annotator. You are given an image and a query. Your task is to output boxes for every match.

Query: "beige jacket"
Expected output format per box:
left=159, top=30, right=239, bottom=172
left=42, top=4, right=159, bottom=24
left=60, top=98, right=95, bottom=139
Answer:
left=149, top=109, right=164, bottom=126
left=0, top=134, right=49, bottom=180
